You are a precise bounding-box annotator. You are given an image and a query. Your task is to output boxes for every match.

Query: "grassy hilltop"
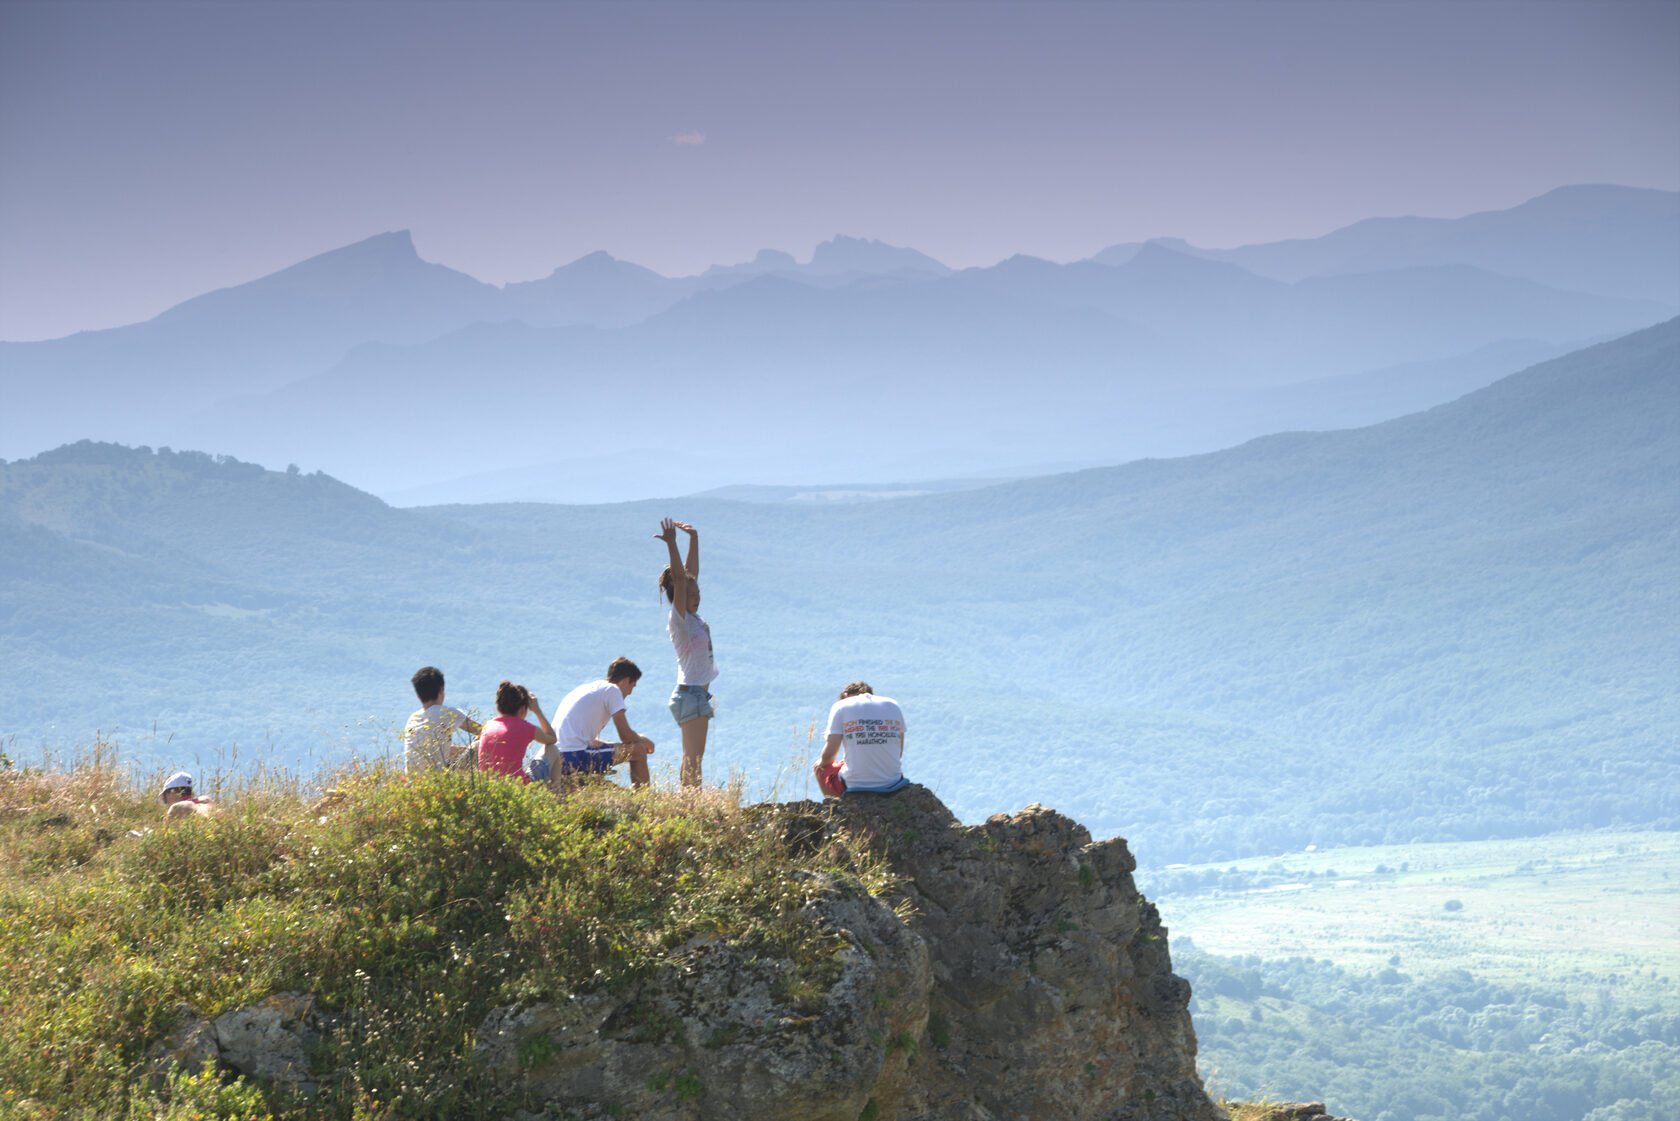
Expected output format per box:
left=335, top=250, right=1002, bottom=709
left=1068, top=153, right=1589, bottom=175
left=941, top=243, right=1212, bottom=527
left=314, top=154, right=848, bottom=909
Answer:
left=0, top=753, right=896, bottom=1121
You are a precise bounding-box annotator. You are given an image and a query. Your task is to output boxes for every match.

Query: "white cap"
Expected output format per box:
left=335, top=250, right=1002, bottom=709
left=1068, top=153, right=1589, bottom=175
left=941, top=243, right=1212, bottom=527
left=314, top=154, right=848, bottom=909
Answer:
left=158, top=771, right=194, bottom=804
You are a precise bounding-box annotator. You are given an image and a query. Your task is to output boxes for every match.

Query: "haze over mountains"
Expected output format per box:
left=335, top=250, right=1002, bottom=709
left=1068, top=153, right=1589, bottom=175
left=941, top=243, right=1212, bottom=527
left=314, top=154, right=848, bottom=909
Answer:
left=2, top=184, right=1673, bottom=504
left=3, top=320, right=1674, bottom=863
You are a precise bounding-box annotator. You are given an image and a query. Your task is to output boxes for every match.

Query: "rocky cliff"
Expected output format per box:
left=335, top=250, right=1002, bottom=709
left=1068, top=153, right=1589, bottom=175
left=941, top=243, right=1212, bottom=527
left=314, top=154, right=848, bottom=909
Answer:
left=471, top=786, right=1220, bottom=1120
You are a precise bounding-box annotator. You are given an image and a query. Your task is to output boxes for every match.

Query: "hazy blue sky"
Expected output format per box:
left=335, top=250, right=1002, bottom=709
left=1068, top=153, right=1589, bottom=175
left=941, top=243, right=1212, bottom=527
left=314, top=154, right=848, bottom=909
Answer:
left=2, top=0, right=1676, bottom=341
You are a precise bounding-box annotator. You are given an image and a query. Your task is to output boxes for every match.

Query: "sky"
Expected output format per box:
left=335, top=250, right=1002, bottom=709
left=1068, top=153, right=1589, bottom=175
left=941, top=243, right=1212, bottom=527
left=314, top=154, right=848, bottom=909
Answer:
left=1, top=0, right=1676, bottom=342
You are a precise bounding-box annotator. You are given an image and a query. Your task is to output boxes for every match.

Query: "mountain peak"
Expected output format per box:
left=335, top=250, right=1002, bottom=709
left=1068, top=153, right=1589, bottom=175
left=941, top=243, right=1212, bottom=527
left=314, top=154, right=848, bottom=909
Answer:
left=226, top=230, right=434, bottom=293
left=700, top=248, right=799, bottom=279
left=316, top=229, right=420, bottom=265
left=546, top=250, right=632, bottom=276
left=1088, top=237, right=1202, bottom=269
left=806, top=235, right=950, bottom=277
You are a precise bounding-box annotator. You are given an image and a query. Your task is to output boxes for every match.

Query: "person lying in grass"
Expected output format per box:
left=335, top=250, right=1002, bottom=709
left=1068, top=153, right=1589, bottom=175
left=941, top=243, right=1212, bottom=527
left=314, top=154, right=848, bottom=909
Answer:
left=158, top=771, right=221, bottom=826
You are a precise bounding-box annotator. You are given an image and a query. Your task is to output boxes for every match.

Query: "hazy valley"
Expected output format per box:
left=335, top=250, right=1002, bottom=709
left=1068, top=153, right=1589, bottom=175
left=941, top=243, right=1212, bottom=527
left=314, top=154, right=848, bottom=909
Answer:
left=3, top=188, right=1677, bottom=1121
left=4, top=319, right=1674, bottom=864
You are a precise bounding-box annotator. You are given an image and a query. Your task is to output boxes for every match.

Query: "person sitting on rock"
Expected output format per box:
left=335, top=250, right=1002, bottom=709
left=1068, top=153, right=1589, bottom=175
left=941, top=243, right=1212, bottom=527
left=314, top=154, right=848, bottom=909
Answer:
left=541, top=657, right=656, bottom=791
left=158, top=771, right=220, bottom=825
left=814, top=682, right=909, bottom=797
left=403, top=665, right=483, bottom=773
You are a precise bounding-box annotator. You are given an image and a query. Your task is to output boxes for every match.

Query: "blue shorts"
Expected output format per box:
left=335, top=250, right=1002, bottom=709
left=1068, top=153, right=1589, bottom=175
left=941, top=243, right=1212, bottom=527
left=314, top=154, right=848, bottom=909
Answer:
left=844, top=775, right=910, bottom=797
left=669, top=683, right=715, bottom=724
left=559, top=746, right=618, bottom=775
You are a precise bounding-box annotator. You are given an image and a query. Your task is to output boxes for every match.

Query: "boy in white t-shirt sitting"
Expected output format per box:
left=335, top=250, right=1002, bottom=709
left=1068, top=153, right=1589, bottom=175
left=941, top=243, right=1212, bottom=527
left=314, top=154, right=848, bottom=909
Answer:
left=541, top=657, right=657, bottom=791
left=815, top=681, right=909, bottom=796
left=403, top=666, right=483, bottom=773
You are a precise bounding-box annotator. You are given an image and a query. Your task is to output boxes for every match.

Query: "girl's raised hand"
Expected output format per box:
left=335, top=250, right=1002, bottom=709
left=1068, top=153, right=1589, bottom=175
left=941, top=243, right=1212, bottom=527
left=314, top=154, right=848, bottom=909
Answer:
left=673, top=521, right=697, bottom=535
left=657, top=517, right=678, bottom=542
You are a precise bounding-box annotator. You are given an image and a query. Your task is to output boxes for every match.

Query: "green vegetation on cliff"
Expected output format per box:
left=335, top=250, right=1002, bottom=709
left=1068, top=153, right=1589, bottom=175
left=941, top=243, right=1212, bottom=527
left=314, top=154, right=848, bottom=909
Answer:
left=0, top=753, right=890, bottom=1120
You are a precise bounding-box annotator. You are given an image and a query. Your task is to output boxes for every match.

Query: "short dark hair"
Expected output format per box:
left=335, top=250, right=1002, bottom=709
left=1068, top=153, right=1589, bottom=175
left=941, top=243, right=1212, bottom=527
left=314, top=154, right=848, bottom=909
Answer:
left=839, top=681, right=873, bottom=699
left=495, top=680, right=530, bottom=716
left=607, top=657, right=642, bottom=685
left=412, top=666, right=445, bottom=704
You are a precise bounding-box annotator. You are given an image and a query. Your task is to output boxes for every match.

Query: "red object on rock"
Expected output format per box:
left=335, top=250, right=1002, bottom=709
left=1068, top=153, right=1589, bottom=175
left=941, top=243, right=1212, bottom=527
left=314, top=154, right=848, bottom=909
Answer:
left=816, top=763, right=847, bottom=798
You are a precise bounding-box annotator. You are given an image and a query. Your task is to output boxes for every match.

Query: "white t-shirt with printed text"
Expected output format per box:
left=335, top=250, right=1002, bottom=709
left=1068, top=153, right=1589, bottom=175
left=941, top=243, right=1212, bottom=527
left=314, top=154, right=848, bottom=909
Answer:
left=826, top=693, right=905, bottom=789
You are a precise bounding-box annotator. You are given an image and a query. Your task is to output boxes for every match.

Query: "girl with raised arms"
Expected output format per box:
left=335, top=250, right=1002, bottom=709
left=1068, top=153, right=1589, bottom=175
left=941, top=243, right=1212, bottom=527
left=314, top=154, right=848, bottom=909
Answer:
left=657, top=518, right=716, bottom=788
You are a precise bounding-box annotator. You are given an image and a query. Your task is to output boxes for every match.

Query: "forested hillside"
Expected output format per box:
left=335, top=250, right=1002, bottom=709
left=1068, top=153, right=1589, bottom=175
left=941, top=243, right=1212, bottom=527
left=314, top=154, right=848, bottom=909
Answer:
left=1179, top=943, right=1679, bottom=1121
left=1145, top=831, right=1680, bottom=1121
left=2, top=321, right=1675, bottom=865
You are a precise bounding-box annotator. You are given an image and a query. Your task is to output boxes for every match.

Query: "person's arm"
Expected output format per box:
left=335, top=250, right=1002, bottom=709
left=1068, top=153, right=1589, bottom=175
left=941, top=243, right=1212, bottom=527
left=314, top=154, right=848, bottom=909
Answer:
left=444, top=710, right=483, bottom=760
left=612, top=710, right=653, bottom=751
left=528, top=696, right=558, bottom=746
left=677, top=521, right=699, bottom=578
left=658, top=518, right=691, bottom=617
left=818, top=733, right=843, bottom=768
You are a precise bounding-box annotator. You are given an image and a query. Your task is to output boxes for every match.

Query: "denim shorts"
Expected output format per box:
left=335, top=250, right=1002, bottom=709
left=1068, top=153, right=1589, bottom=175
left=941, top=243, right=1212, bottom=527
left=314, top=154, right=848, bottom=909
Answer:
left=669, top=683, right=715, bottom=724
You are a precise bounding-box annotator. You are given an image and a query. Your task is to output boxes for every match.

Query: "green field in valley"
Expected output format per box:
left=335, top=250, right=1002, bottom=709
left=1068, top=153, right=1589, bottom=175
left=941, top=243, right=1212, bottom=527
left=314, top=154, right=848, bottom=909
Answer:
left=1143, top=832, right=1680, bottom=1121
left=1149, top=830, right=1680, bottom=995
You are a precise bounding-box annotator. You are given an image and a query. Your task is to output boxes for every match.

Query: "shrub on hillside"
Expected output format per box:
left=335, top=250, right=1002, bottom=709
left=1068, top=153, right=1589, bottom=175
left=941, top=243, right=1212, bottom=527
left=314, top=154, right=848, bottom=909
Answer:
left=0, top=760, right=885, bottom=1120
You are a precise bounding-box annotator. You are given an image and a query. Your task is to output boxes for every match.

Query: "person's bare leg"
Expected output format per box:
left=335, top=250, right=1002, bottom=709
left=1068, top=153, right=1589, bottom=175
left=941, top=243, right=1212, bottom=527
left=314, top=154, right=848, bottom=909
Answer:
left=616, top=742, right=652, bottom=788
left=680, top=716, right=709, bottom=788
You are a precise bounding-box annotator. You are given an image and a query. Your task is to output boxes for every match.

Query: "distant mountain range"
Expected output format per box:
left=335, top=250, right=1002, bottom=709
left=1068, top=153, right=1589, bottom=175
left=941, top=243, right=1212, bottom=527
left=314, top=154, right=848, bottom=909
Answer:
left=1093, top=184, right=1680, bottom=305
left=2, top=184, right=1673, bottom=503
left=2, top=319, right=1674, bottom=863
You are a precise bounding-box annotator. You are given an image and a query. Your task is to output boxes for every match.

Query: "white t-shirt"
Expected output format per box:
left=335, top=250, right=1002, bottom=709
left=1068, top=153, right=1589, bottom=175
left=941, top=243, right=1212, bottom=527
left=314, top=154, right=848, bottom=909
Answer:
left=403, top=705, right=469, bottom=773
left=555, top=679, right=627, bottom=751
left=826, top=693, right=906, bottom=789
left=667, top=608, right=718, bottom=686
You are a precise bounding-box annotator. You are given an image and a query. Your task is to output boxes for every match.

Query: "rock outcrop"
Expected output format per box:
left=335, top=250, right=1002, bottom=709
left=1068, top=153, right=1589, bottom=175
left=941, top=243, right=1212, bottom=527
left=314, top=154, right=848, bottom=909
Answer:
left=1250, top=1104, right=1350, bottom=1121
left=150, top=992, right=329, bottom=1094
left=477, top=869, right=929, bottom=1120
left=479, top=785, right=1222, bottom=1121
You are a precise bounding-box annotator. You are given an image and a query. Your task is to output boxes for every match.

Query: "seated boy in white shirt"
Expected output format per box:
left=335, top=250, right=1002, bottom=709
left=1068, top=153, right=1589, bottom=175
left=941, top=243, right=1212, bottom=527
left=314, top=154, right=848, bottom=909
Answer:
left=403, top=665, right=483, bottom=773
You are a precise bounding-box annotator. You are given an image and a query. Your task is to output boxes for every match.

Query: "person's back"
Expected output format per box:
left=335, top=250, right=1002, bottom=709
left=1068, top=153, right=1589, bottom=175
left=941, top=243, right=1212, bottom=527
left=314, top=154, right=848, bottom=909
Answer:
left=403, top=666, right=482, bottom=773
left=555, top=679, right=625, bottom=752
left=826, top=686, right=906, bottom=791
left=478, top=681, right=555, bottom=778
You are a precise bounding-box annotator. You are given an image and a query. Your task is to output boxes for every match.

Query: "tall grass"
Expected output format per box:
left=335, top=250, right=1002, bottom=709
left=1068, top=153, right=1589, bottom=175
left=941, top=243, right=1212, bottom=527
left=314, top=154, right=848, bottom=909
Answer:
left=0, top=737, right=887, bottom=1120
